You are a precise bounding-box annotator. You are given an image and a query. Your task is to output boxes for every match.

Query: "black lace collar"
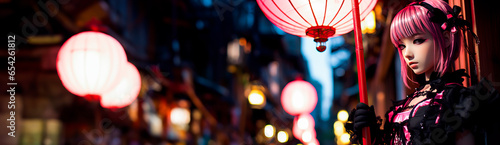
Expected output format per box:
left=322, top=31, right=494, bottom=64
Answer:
left=415, top=69, right=469, bottom=91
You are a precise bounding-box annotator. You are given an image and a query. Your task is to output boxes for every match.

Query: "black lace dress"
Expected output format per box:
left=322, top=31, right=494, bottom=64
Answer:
left=352, top=70, right=500, bottom=145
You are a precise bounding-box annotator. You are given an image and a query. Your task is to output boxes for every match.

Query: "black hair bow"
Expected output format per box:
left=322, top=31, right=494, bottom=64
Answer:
left=412, top=2, right=480, bottom=44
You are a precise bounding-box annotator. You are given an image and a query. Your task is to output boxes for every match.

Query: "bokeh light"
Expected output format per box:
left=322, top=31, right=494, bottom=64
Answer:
left=277, top=131, right=289, bottom=143
left=248, top=89, right=265, bottom=106
left=340, top=133, right=350, bottom=144
left=264, top=124, right=275, bottom=138
left=334, top=121, right=345, bottom=136
left=337, top=110, right=349, bottom=122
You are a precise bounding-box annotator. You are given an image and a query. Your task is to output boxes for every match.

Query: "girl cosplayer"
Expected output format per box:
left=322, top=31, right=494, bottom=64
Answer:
left=346, top=0, right=500, bottom=144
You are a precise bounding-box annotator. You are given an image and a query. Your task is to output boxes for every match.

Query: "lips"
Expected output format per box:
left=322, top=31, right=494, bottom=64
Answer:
left=408, top=62, right=418, bottom=69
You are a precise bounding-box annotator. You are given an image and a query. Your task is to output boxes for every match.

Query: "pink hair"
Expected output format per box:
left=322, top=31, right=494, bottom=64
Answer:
left=390, top=0, right=462, bottom=89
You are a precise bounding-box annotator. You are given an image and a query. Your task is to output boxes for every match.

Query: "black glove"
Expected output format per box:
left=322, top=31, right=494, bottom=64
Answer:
left=345, top=103, right=379, bottom=143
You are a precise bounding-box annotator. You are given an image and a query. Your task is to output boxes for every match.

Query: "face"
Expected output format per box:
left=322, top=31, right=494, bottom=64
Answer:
left=397, top=32, right=437, bottom=75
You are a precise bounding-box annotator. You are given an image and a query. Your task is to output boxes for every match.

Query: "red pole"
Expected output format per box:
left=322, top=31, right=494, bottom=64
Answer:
left=351, top=0, right=371, bottom=144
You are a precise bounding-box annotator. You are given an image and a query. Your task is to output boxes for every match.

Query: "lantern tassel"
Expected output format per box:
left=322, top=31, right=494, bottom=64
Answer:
left=351, top=0, right=371, bottom=144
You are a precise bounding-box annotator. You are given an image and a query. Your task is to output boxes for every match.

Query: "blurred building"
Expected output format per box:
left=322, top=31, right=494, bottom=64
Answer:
left=0, top=0, right=498, bottom=144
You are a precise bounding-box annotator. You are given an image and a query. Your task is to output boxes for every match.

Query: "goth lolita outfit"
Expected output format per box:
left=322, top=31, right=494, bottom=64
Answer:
left=345, top=2, right=498, bottom=144
left=347, top=69, right=500, bottom=145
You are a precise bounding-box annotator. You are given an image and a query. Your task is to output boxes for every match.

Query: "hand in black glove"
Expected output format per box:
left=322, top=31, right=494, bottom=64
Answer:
left=345, top=103, right=378, bottom=143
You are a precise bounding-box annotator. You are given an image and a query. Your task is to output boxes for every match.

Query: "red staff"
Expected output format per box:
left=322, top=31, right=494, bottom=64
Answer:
left=351, top=0, right=371, bottom=144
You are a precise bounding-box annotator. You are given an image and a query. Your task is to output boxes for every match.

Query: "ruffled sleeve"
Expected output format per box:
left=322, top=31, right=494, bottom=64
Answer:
left=440, top=78, right=500, bottom=132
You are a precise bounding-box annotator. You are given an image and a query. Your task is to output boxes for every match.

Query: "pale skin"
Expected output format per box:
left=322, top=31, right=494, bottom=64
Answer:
left=397, top=32, right=438, bottom=108
left=397, top=31, right=474, bottom=144
left=397, top=32, right=438, bottom=82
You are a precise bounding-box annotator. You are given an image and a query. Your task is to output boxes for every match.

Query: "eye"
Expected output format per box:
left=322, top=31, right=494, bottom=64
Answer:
left=398, top=44, right=406, bottom=50
left=413, top=38, right=426, bottom=44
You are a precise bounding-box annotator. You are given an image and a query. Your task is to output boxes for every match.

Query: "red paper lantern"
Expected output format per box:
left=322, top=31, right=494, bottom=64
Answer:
left=100, top=62, right=141, bottom=108
left=57, top=31, right=127, bottom=99
left=258, top=0, right=375, bottom=143
left=256, top=0, right=377, bottom=51
left=292, top=113, right=315, bottom=140
left=281, top=80, right=317, bottom=115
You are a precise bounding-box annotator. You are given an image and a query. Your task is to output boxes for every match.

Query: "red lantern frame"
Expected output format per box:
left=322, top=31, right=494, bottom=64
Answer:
left=256, top=0, right=377, bottom=52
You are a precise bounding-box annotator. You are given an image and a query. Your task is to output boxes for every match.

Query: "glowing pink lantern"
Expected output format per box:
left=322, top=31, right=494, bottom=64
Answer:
left=306, top=138, right=319, bottom=145
left=100, top=62, right=141, bottom=108
left=292, top=113, right=315, bottom=140
left=57, top=31, right=127, bottom=100
left=256, top=0, right=377, bottom=52
left=300, top=129, right=317, bottom=143
left=259, top=0, right=376, bottom=143
left=281, top=80, right=317, bottom=115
